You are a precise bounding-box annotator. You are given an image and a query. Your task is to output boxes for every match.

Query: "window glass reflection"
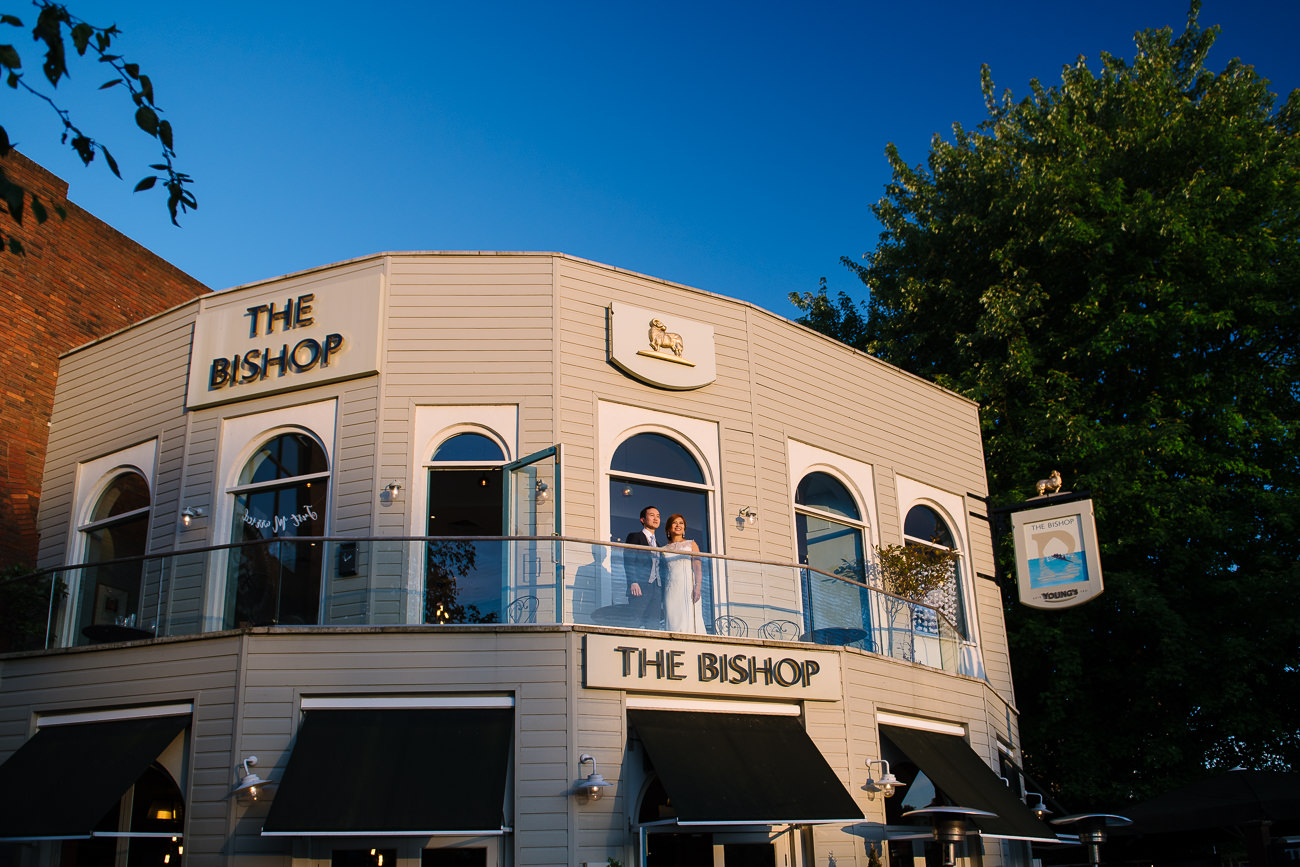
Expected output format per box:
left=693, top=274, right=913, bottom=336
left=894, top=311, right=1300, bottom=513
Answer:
left=904, top=504, right=954, bottom=547
left=79, top=472, right=150, bottom=638
left=611, top=433, right=705, bottom=484
left=229, top=433, right=328, bottom=627
left=796, top=471, right=861, bottom=521
left=432, top=433, right=506, bottom=463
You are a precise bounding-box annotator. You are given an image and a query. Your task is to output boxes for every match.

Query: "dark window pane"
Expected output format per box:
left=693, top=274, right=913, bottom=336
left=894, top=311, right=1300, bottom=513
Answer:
left=240, top=433, right=327, bottom=485
left=795, top=472, right=860, bottom=521
left=611, top=433, right=704, bottom=484
left=904, top=505, right=954, bottom=548
left=230, top=434, right=329, bottom=627
left=432, top=433, right=505, bottom=462
left=90, top=472, right=150, bottom=521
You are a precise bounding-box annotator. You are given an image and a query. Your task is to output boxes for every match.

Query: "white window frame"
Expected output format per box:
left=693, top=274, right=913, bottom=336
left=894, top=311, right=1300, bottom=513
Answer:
left=894, top=476, right=982, bottom=656
left=202, top=400, right=337, bottom=630
left=598, top=401, right=720, bottom=606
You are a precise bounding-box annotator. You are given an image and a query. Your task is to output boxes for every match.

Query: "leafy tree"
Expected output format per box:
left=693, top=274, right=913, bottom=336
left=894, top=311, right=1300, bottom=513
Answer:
left=795, top=2, right=1299, bottom=807
left=0, top=1, right=194, bottom=253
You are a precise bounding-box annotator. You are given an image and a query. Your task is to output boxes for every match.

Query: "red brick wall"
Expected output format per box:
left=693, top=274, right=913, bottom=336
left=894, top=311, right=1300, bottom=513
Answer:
left=0, top=150, right=210, bottom=570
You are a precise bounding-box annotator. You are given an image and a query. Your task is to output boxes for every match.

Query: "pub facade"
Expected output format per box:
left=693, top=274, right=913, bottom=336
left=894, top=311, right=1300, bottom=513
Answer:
left=0, top=252, right=1056, bottom=866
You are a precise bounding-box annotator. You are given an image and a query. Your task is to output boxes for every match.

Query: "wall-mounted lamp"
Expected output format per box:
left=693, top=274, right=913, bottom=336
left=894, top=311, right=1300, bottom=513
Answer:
left=180, top=506, right=205, bottom=528
left=572, top=753, right=612, bottom=802
left=864, top=759, right=906, bottom=798
left=230, top=755, right=277, bottom=802
left=1026, top=792, right=1052, bottom=820
left=381, top=482, right=403, bottom=503
left=737, top=507, right=758, bottom=528
left=622, top=486, right=633, bottom=497
left=535, top=480, right=550, bottom=505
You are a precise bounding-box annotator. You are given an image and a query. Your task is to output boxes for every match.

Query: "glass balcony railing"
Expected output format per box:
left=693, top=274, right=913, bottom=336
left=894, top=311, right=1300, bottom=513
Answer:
left=0, top=537, right=963, bottom=672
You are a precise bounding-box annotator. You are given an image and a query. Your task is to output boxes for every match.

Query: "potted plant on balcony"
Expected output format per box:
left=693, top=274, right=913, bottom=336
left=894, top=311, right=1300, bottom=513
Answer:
left=874, top=541, right=959, bottom=663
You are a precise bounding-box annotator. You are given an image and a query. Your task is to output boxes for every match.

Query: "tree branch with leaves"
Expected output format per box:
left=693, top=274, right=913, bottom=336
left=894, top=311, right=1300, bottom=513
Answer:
left=0, top=1, right=195, bottom=253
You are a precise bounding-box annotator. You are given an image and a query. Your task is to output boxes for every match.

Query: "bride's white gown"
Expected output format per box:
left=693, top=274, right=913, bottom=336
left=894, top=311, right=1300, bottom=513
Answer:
left=662, top=540, right=703, bottom=633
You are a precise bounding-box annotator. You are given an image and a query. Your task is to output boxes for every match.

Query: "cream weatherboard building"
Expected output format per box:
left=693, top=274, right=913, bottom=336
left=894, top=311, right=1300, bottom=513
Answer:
left=0, top=253, right=1057, bottom=867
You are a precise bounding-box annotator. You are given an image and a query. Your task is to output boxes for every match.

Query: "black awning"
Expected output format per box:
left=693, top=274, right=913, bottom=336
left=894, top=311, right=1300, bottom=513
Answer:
left=0, top=714, right=189, bottom=840
left=262, top=707, right=513, bottom=836
left=881, top=724, right=1057, bottom=843
left=628, top=709, right=863, bottom=825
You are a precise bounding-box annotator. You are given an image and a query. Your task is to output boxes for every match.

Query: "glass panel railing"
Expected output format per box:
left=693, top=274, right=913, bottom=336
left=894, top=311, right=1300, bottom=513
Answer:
left=2, top=537, right=961, bottom=671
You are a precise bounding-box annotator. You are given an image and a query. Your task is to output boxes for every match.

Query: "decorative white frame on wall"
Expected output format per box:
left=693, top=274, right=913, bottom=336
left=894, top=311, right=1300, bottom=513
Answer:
left=202, top=399, right=338, bottom=630
left=68, top=439, right=159, bottom=564
left=597, top=401, right=721, bottom=608
left=597, top=401, right=720, bottom=540
left=408, top=405, right=519, bottom=539
left=894, top=475, right=985, bottom=676
left=786, top=439, right=881, bottom=553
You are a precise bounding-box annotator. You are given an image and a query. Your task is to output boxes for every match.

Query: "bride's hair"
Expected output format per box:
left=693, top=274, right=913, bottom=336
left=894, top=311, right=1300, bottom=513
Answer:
left=665, top=514, right=687, bottom=537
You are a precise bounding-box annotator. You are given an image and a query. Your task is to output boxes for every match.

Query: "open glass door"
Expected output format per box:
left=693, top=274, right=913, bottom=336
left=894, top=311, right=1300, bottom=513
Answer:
left=502, top=446, right=560, bottom=623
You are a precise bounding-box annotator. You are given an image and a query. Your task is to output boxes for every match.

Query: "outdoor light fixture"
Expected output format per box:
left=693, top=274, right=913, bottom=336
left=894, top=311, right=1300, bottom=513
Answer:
left=1027, top=792, right=1052, bottom=820
left=180, top=506, right=205, bottom=527
left=230, top=755, right=277, bottom=802
left=864, top=759, right=906, bottom=798
left=572, top=753, right=612, bottom=801
left=382, top=482, right=403, bottom=501
left=1051, top=813, right=1132, bottom=867
left=737, top=506, right=758, bottom=527
left=903, top=805, right=997, bottom=867
left=535, top=480, right=550, bottom=505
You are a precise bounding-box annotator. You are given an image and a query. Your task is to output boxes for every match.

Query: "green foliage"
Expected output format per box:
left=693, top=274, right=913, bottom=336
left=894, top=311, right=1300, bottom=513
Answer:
left=802, top=2, right=1300, bottom=807
left=875, top=542, right=959, bottom=602
left=0, top=1, right=195, bottom=253
left=0, top=564, right=58, bottom=652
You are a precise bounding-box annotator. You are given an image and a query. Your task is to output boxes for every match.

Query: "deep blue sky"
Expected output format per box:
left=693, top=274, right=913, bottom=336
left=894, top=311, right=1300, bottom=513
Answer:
left=6, top=0, right=1297, bottom=316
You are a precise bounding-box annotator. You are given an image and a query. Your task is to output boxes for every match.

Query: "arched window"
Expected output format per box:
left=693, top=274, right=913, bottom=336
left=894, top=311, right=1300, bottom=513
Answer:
left=426, top=430, right=509, bottom=624
left=432, top=432, right=506, bottom=463
left=903, top=504, right=967, bottom=638
left=78, top=471, right=151, bottom=638
left=795, top=471, right=870, bottom=644
left=795, top=472, right=866, bottom=581
left=609, top=432, right=713, bottom=625
left=228, top=432, right=329, bottom=627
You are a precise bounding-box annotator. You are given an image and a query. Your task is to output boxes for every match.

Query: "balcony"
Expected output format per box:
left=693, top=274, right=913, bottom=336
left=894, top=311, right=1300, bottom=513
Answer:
left=0, top=537, right=964, bottom=672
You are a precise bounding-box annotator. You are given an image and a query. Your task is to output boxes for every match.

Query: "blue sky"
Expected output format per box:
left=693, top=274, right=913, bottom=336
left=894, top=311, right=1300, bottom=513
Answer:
left=5, top=0, right=1297, bottom=316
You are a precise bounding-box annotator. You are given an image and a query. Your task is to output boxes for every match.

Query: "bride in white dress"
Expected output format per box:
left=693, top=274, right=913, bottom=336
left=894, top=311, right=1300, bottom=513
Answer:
left=662, top=514, right=703, bottom=633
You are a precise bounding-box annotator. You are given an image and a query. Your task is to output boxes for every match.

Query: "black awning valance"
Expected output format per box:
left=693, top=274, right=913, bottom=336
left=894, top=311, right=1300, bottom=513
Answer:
left=0, top=714, right=188, bottom=840
left=881, top=724, right=1057, bottom=842
left=262, top=707, right=513, bottom=836
left=629, top=709, right=863, bottom=826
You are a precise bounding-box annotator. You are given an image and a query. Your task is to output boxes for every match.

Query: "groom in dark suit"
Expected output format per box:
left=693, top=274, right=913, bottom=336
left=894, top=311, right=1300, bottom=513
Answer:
left=624, top=505, right=663, bottom=628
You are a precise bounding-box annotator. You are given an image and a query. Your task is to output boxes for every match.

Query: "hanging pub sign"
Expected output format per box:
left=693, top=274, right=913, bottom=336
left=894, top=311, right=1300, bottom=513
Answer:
left=1011, top=497, right=1104, bottom=609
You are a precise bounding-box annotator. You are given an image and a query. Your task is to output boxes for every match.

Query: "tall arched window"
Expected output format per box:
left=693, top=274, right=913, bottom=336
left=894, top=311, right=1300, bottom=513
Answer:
left=795, top=472, right=866, bottom=581
left=609, top=433, right=713, bottom=623
left=228, top=432, right=329, bottom=627
left=903, top=504, right=967, bottom=638
left=795, top=471, right=870, bottom=643
left=426, top=431, right=508, bottom=624
left=78, top=471, right=151, bottom=638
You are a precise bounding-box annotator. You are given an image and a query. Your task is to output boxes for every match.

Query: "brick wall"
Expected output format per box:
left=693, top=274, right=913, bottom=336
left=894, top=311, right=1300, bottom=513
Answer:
left=0, top=150, right=211, bottom=570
